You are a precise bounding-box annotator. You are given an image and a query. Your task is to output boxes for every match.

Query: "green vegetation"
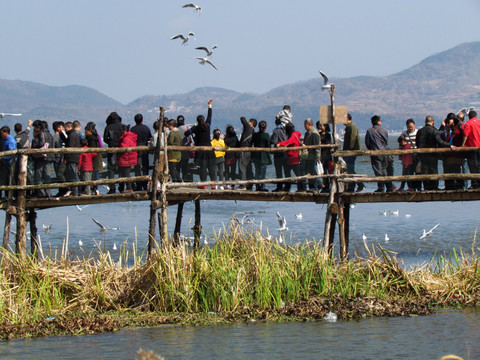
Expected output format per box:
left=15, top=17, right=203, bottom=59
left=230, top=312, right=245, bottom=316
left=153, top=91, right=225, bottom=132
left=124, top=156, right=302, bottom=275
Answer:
left=0, top=226, right=479, bottom=339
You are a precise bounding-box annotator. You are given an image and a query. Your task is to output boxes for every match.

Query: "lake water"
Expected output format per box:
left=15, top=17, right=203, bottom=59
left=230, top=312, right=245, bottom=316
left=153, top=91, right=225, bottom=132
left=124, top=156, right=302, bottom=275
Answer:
left=1, top=138, right=480, bottom=358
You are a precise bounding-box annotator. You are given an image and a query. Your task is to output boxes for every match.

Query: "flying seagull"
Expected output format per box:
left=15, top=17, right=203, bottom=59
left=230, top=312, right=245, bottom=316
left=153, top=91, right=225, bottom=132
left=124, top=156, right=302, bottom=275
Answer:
left=171, top=32, right=195, bottom=45
left=195, top=45, right=217, bottom=57
left=0, top=113, right=22, bottom=119
left=390, top=210, right=399, bottom=216
left=319, top=71, right=332, bottom=91
left=182, top=3, right=202, bottom=12
left=91, top=217, right=120, bottom=233
left=76, top=204, right=89, bottom=211
left=276, top=211, right=288, bottom=243
left=195, top=56, right=217, bottom=70
left=419, top=223, right=440, bottom=240
left=379, top=210, right=387, bottom=216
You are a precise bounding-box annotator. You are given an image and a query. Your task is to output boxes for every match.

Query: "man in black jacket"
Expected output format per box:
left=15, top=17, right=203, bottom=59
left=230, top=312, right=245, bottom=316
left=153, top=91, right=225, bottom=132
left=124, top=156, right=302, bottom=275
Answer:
left=416, top=115, right=455, bottom=190
left=131, top=113, right=152, bottom=191
left=103, top=112, right=123, bottom=193
left=238, top=117, right=256, bottom=190
left=60, top=121, right=81, bottom=196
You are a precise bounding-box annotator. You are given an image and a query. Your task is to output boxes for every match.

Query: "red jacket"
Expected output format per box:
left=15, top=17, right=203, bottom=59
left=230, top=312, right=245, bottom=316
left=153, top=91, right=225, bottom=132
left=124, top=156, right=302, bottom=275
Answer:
left=78, top=146, right=97, bottom=172
left=116, top=131, right=138, bottom=167
left=278, top=131, right=302, bottom=165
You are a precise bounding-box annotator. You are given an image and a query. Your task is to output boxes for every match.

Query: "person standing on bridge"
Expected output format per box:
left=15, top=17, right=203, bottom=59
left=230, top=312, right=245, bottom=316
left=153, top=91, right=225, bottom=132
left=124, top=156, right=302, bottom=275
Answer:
left=303, top=118, right=321, bottom=193
left=116, top=124, right=137, bottom=193
left=103, top=112, right=123, bottom=194
left=365, top=115, right=394, bottom=193
left=461, top=110, right=480, bottom=189
left=237, top=116, right=256, bottom=190
left=131, top=113, right=152, bottom=191
left=343, top=114, right=365, bottom=192
left=416, top=115, right=455, bottom=191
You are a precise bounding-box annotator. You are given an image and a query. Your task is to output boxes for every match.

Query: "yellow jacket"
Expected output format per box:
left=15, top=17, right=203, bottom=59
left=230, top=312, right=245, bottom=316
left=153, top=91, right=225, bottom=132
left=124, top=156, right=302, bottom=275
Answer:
left=211, top=138, right=226, bottom=158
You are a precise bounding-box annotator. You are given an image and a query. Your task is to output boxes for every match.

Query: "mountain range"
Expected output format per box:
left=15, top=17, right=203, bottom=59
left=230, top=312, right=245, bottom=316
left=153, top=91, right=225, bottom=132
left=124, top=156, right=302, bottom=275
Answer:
left=1, top=41, right=479, bottom=132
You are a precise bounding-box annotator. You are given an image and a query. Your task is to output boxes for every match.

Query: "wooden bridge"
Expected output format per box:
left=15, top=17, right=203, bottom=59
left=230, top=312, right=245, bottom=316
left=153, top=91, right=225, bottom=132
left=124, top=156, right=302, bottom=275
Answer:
left=1, top=109, right=479, bottom=260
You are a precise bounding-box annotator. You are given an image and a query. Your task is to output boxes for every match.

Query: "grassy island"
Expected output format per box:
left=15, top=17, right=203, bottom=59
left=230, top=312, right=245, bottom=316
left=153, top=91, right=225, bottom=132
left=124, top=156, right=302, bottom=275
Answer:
left=1, top=227, right=479, bottom=340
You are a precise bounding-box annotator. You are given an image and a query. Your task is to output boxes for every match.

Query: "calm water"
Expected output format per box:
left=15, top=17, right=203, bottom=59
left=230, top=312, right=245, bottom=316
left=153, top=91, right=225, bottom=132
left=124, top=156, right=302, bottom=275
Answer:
left=1, top=309, right=479, bottom=359
left=2, top=137, right=480, bottom=358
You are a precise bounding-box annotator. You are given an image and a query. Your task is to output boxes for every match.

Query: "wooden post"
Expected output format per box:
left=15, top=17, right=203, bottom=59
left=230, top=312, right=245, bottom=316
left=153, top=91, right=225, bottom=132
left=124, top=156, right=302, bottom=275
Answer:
left=148, top=106, right=165, bottom=256
left=15, top=154, right=28, bottom=257
left=341, top=203, right=350, bottom=260
left=160, top=114, right=169, bottom=247
left=3, top=212, right=11, bottom=250
left=29, top=210, right=39, bottom=260
left=330, top=84, right=337, bottom=145
left=173, top=202, right=185, bottom=247
left=192, top=199, right=201, bottom=250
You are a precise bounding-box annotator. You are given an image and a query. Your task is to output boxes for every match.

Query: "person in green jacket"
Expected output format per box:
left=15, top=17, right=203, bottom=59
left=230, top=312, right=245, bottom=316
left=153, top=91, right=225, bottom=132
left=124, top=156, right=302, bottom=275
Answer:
left=343, top=113, right=365, bottom=192
left=167, top=119, right=182, bottom=182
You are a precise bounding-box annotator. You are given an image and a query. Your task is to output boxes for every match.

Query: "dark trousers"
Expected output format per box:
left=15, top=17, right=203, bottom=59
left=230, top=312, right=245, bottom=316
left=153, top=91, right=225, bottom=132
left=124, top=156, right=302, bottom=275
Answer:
left=345, top=156, right=363, bottom=191
left=419, top=154, right=439, bottom=190
left=107, top=152, right=117, bottom=190
left=169, top=161, right=181, bottom=182
left=304, top=159, right=321, bottom=190
left=467, top=150, right=480, bottom=188
left=118, top=166, right=131, bottom=191
left=273, top=156, right=287, bottom=190
left=238, top=152, right=253, bottom=188
left=65, top=162, right=80, bottom=196
left=371, top=155, right=393, bottom=191
left=33, top=160, right=52, bottom=197
left=134, top=150, right=149, bottom=190
left=284, top=163, right=305, bottom=191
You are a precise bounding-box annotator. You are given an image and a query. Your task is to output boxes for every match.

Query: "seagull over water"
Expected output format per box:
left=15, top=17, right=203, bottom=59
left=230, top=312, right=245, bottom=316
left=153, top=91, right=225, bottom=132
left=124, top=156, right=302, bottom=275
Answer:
left=319, top=71, right=333, bottom=91
left=295, top=213, right=303, bottom=219
left=182, top=3, right=202, bottom=12
left=385, top=234, right=390, bottom=242
left=76, top=205, right=89, bottom=211
left=195, top=45, right=217, bottom=57
left=91, top=217, right=120, bottom=233
left=42, top=224, right=52, bottom=234
left=171, top=32, right=195, bottom=45
left=276, top=211, right=288, bottom=243
left=195, top=56, right=218, bottom=70
left=420, top=223, right=440, bottom=240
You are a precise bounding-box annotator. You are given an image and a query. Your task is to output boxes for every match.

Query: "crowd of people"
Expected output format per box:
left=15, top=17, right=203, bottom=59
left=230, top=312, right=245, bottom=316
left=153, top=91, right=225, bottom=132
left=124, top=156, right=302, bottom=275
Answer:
left=0, top=99, right=478, bottom=197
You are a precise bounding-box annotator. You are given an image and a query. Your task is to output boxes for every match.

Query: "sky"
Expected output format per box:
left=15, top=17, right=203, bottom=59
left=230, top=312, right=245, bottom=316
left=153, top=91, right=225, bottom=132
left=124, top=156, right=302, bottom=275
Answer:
left=1, top=0, right=479, bottom=104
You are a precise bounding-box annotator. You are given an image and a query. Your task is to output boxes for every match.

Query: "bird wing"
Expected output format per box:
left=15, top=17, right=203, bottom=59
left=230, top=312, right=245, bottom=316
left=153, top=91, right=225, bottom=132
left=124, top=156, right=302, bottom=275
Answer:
left=171, top=34, right=185, bottom=40
left=276, top=211, right=283, bottom=227
left=319, top=71, right=329, bottom=85
left=188, top=32, right=195, bottom=36
left=196, top=46, right=209, bottom=53
left=182, top=3, right=195, bottom=8
left=91, top=217, right=105, bottom=229
left=241, top=214, right=249, bottom=224
left=205, top=59, right=217, bottom=70
left=212, top=45, right=218, bottom=50
left=428, top=223, right=440, bottom=233
left=282, top=216, right=287, bottom=228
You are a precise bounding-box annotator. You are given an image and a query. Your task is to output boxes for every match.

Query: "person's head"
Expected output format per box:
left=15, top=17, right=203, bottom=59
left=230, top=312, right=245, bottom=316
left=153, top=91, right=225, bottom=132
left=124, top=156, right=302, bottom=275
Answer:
left=249, top=118, right=257, bottom=128
left=106, top=111, right=122, bottom=124
left=258, top=120, right=267, bottom=132
left=134, top=113, right=143, bottom=124
left=316, top=120, right=322, bottom=131
left=33, top=120, right=43, bottom=133
left=406, top=118, right=415, bottom=133
left=120, top=124, right=130, bottom=133
left=196, top=114, right=205, bottom=124
left=80, top=138, right=88, bottom=147
left=65, top=121, right=73, bottom=131
left=469, top=110, right=478, bottom=119
left=371, top=115, right=381, bottom=126
left=41, top=120, right=49, bottom=130
left=213, top=128, right=221, bottom=140
left=225, top=125, right=236, bottom=137
left=425, top=115, right=434, bottom=125
left=285, top=122, right=295, bottom=137
left=167, top=119, right=177, bottom=130
left=457, top=111, right=465, bottom=122
left=0, top=126, right=10, bottom=138
left=85, top=122, right=97, bottom=136
left=55, top=121, right=65, bottom=132
left=453, top=117, right=462, bottom=129
left=304, top=118, right=314, bottom=131
left=398, top=135, right=407, bottom=147
left=346, top=113, right=352, bottom=123
left=153, top=120, right=160, bottom=132
left=73, top=120, right=81, bottom=130
left=176, top=115, right=185, bottom=126
left=14, top=123, right=22, bottom=134
left=283, top=105, right=291, bottom=112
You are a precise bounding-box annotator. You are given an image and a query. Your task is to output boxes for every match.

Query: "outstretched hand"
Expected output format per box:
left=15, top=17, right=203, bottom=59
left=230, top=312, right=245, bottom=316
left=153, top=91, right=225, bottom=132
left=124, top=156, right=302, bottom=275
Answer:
left=208, top=99, right=213, bottom=105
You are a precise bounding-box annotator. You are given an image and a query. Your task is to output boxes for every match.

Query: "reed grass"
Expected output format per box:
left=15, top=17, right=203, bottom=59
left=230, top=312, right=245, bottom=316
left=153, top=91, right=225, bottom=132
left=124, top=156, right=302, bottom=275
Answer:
left=1, top=226, right=479, bottom=326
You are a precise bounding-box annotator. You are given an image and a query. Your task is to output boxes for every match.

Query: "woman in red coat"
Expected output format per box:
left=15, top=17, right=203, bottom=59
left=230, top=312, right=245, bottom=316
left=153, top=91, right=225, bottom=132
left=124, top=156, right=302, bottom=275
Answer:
left=277, top=123, right=306, bottom=192
left=116, top=125, right=138, bottom=193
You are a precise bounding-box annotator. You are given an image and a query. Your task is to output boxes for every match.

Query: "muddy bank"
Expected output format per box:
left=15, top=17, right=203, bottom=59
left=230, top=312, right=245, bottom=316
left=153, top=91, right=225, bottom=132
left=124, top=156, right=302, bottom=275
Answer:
left=1, top=295, right=471, bottom=340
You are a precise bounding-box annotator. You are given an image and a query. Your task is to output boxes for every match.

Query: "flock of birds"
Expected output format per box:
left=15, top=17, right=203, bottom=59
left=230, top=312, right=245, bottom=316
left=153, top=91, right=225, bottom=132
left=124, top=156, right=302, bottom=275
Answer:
left=170, top=3, right=218, bottom=70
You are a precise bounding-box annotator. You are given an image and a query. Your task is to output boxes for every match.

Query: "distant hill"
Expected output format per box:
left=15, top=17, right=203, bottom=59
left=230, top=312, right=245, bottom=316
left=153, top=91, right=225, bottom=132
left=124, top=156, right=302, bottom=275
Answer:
left=1, top=41, right=479, bottom=132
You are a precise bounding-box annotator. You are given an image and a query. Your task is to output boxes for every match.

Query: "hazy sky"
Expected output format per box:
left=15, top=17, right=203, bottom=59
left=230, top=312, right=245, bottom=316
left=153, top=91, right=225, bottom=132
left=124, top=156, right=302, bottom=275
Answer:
left=1, top=0, right=479, bottom=104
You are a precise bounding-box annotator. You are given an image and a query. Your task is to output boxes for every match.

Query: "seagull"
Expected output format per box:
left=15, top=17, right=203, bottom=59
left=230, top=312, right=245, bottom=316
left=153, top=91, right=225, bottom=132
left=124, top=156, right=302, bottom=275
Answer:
left=232, top=214, right=254, bottom=225
left=362, top=233, right=367, bottom=241
left=182, top=3, right=202, bottom=12
left=113, top=243, right=117, bottom=250
left=405, top=214, right=412, bottom=218
left=91, top=217, right=120, bottom=233
left=0, top=113, right=22, bottom=119
left=295, top=213, right=303, bottom=219
left=276, top=211, right=288, bottom=232
left=42, top=224, right=52, bottom=234
left=385, top=234, right=390, bottom=241
left=350, top=204, right=356, bottom=209
left=319, top=71, right=332, bottom=91
left=195, top=56, right=217, bottom=70
left=390, top=210, right=399, bottom=216
left=195, top=45, right=217, bottom=57
left=76, top=205, right=89, bottom=211
left=419, top=223, right=440, bottom=240
left=379, top=210, right=387, bottom=216
left=78, top=239, right=83, bottom=247
left=171, top=32, right=195, bottom=45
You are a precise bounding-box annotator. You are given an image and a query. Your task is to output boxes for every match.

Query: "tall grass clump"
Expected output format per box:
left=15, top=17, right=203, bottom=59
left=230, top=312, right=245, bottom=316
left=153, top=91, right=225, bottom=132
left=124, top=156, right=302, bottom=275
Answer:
left=1, top=227, right=480, bottom=327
